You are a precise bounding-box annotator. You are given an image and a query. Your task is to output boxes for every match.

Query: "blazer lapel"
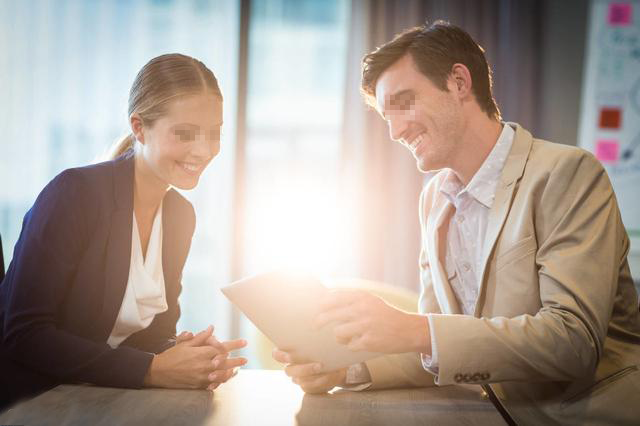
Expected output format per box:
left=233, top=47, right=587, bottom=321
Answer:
left=160, top=188, right=194, bottom=303
left=161, top=189, right=179, bottom=293
left=474, top=123, right=533, bottom=316
left=99, top=152, right=135, bottom=338
left=426, top=196, right=462, bottom=314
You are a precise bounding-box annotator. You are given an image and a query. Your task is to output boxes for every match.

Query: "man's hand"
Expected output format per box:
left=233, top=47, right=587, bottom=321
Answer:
left=314, top=290, right=430, bottom=355
left=272, top=348, right=347, bottom=394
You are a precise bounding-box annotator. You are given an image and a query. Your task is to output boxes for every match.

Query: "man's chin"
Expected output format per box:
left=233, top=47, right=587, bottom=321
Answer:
left=416, top=157, right=435, bottom=174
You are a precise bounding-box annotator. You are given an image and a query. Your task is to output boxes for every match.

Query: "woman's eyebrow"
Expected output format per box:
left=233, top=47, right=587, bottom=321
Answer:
left=172, top=123, right=199, bottom=129
left=172, top=122, right=223, bottom=128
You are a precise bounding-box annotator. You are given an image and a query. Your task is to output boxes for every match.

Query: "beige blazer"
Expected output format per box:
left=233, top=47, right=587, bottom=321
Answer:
left=365, top=123, right=640, bottom=425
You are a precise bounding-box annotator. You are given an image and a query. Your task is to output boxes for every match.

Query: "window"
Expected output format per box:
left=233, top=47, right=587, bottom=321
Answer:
left=238, top=0, right=352, bottom=365
left=0, top=0, right=240, bottom=338
left=242, top=0, right=352, bottom=276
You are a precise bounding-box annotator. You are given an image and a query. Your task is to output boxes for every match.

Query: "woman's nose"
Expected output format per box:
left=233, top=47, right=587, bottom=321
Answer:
left=191, top=134, right=215, bottom=160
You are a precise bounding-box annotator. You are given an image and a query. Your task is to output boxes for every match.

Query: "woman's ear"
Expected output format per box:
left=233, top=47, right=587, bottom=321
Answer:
left=130, top=113, right=145, bottom=144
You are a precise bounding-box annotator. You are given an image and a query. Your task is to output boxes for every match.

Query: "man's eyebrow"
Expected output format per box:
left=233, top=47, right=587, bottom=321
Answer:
left=388, top=90, right=415, bottom=105
left=380, top=90, right=415, bottom=119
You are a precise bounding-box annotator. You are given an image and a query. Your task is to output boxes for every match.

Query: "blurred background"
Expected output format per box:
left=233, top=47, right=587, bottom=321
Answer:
left=1, top=0, right=638, bottom=367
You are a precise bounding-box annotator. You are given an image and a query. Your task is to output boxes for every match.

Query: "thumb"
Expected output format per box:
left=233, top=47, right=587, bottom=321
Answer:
left=186, top=325, right=214, bottom=346
left=176, top=331, right=194, bottom=344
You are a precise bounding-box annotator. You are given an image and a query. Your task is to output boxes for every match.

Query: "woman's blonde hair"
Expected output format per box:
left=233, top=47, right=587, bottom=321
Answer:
left=108, top=53, right=222, bottom=160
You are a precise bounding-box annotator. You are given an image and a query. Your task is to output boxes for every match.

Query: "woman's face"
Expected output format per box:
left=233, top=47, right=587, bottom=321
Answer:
left=134, top=92, right=223, bottom=190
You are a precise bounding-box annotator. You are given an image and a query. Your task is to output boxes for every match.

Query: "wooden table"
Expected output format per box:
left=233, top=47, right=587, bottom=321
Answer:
left=0, top=369, right=504, bottom=425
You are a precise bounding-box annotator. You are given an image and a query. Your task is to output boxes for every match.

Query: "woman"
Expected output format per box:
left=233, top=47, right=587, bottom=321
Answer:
left=0, top=54, right=246, bottom=409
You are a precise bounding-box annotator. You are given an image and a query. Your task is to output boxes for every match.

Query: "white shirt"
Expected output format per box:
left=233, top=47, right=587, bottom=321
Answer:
left=107, top=203, right=168, bottom=348
left=422, top=123, right=515, bottom=369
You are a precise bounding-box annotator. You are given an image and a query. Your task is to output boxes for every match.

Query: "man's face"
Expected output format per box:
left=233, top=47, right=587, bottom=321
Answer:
left=375, top=54, right=464, bottom=173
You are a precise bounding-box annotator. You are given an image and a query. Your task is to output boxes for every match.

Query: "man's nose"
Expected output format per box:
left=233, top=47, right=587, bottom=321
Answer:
left=388, top=115, right=409, bottom=143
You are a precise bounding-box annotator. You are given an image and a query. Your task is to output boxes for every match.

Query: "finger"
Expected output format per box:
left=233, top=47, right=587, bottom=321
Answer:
left=176, top=331, right=194, bottom=343
left=272, top=348, right=292, bottom=364
left=297, top=374, right=336, bottom=394
left=272, top=349, right=311, bottom=365
left=284, top=362, right=323, bottom=379
left=221, top=339, right=247, bottom=352
left=347, top=334, right=368, bottom=352
left=204, top=335, right=228, bottom=353
left=216, top=357, right=247, bottom=371
left=208, top=364, right=237, bottom=383
left=314, top=306, right=355, bottom=330
left=186, top=325, right=214, bottom=347
left=318, top=290, right=362, bottom=311
left=211, top=353, right=228, bottom=369
left=332, top=322, right=362, bottom=345
left=208, top=368, right=230, bottom=383
left=209, top=368, right=231, bottom=384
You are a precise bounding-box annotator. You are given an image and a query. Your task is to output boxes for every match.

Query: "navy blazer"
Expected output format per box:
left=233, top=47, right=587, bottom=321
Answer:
left=0, top=151, right=195, bottom=408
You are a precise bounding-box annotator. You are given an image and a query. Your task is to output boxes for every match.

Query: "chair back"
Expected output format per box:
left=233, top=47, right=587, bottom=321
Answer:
left=0, top=234, right=4, bottom=283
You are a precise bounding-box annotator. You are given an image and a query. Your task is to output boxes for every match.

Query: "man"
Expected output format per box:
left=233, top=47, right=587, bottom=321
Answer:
left=273, top=22, right=640, bottom=425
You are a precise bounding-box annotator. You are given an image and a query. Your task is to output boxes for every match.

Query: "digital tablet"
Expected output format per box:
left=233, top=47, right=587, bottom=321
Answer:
left=221, top=271, right=381, bottom=372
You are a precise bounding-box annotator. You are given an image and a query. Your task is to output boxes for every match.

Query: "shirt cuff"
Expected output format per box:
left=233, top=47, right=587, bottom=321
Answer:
left=420, top=314, right=439, bottom=374
left=341, top=362, right=372, bottom=391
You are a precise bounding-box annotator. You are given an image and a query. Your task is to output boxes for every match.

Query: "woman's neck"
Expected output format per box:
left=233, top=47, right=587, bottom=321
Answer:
left=133, top=153, right=169, bottom=213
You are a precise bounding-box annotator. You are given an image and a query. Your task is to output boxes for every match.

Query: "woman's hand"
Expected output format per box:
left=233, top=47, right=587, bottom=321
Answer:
left=144, top=326, right=220, bottom=389
left=175, top=326, right=248, bottom=390
left=272, top=348, right=347, bottom=394
left=205, top=337, right=247, bottom=390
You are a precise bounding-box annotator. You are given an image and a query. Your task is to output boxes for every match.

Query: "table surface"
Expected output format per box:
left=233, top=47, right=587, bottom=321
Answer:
left=0, top=369, right=504, bottom=426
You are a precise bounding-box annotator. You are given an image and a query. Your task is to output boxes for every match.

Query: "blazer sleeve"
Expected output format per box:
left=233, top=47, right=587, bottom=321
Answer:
left=426, top=151, right=629, bottom=386
left=365, top=352, right=437, bottom=390
left=1, top=170, right=154, bottom=388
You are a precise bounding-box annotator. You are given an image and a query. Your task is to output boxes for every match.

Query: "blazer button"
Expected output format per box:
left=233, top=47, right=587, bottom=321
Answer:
left=454, top=373, right=463, bottom=383
left=481, top=372, right=490, bottom=381
left=471, top=373, right=481, bottom=382
left=462, top=374, right=471, bottom=383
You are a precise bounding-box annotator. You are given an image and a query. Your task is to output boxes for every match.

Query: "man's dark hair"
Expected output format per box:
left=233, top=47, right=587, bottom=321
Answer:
left=361, top=21, right=501, bottom=121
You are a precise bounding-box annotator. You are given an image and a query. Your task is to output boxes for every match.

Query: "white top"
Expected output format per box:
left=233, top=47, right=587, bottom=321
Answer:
left=422, top=123, right=515, bottom=369
left=107, top=203, right=168, bottom=348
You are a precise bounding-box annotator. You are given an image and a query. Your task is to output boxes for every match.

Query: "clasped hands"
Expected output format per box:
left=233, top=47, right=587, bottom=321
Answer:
left=273, top=290, right=429, bottom=393
left=144, top=325, right=247, bottom=391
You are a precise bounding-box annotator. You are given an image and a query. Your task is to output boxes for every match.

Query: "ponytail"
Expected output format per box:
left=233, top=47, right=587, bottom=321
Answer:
left=107, top=134, right=135, bottom=160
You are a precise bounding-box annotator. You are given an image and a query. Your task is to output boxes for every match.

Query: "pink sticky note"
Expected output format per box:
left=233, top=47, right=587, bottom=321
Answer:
left=595, top=140, right=619, bottom=163
left=608, top=3, right=633, bottom=26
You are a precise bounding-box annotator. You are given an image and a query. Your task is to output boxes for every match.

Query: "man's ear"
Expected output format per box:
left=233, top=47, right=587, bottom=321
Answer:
left=130, top=113, right=145, bottom=144
left=449, top=63, right=473, bottom=100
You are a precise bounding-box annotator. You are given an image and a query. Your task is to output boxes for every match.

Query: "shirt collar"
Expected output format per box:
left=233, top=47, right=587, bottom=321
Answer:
left=439, top=123, right=515, bottom=208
